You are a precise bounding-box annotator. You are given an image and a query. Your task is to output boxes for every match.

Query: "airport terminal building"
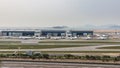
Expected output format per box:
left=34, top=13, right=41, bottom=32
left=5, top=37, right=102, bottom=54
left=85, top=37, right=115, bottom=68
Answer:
left=0, top=28, right=93, bottom=37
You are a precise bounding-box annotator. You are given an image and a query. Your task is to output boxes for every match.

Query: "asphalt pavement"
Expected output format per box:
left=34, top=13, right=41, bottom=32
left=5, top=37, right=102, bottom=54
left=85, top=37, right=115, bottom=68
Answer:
left=1, top=61, right=120, bottom=68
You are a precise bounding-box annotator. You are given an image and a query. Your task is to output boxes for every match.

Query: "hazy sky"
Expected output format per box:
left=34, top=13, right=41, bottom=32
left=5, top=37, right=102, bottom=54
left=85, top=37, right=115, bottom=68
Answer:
left=0, top=0, right=120, bottom=27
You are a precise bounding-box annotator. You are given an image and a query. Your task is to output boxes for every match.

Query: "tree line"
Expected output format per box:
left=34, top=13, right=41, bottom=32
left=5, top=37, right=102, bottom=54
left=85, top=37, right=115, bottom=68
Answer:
left=0, top=53, right=120, bottom=62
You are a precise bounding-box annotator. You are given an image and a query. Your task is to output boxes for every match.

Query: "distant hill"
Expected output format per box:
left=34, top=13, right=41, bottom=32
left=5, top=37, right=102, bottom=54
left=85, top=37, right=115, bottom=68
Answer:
left=108, top=25, right=120, bottom=29
left=0, top=25, right=119, bottom=30
left=52, top=26, right=68, bottom=29
left=70, top=24, right=120, bottom=30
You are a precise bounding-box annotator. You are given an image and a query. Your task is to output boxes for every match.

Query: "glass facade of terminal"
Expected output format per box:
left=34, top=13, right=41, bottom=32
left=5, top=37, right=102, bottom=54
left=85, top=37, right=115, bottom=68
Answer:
left=1, top=30, right=93, bottom=37
left=1, top=31, right=35, bottom=36
left=41, top=30, right=66, bottom=36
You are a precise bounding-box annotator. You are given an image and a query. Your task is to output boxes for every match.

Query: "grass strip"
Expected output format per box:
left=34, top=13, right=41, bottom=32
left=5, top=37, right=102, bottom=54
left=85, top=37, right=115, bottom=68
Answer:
left=98, top=46, right=120, bottom=49
left=39, top=40, right=120, bottom=43
left=0, top=41, right=21, bottom=43
left=0, top=45, right=91, bottom=49
left=0, top=51, right=120, bottom=54
left=42, top=51, right=120, bottom=53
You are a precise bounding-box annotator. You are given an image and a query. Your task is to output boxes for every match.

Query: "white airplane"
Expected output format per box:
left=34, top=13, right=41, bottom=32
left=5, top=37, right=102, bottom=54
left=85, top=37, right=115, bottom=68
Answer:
left=67, top=36, right=78, bottom=40
left=19, top=36, right=33, bottom=39
left=51, top=37, right=61, bottom=40
left=84, top=36, right=92, bottom=40
left=82, top=36, right=92, bottom=40
left=95, top=34, right=100, bottom=37
left=97, top=36, right=107, bottom=40
left=35, top=37, right=46, bottom=40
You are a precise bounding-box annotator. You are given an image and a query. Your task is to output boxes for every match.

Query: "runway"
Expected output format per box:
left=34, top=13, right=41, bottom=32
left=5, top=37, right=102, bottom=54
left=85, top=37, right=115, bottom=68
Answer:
left=0, top=45, right=120, bottom=52
left=38, top=45, right=120, bottom=51
left=1, top=61, right=120, bottom=68
left=0, top=39, right=120, bottom=53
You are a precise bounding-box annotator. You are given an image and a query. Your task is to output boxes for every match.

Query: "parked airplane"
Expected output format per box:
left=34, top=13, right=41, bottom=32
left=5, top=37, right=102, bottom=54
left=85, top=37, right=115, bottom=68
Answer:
left=84, top=36, right=92, bottom=40
left=50, top=37, right=61, bottom=40
left=67, top=36, right=78, bottom=40
left=19, top=36, right=33, bottom=39
left=35, top=37, right=46, bottom=40
left=97, top=36, right=107, bottom=40
left=81, top=36, right=92, bottom=40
